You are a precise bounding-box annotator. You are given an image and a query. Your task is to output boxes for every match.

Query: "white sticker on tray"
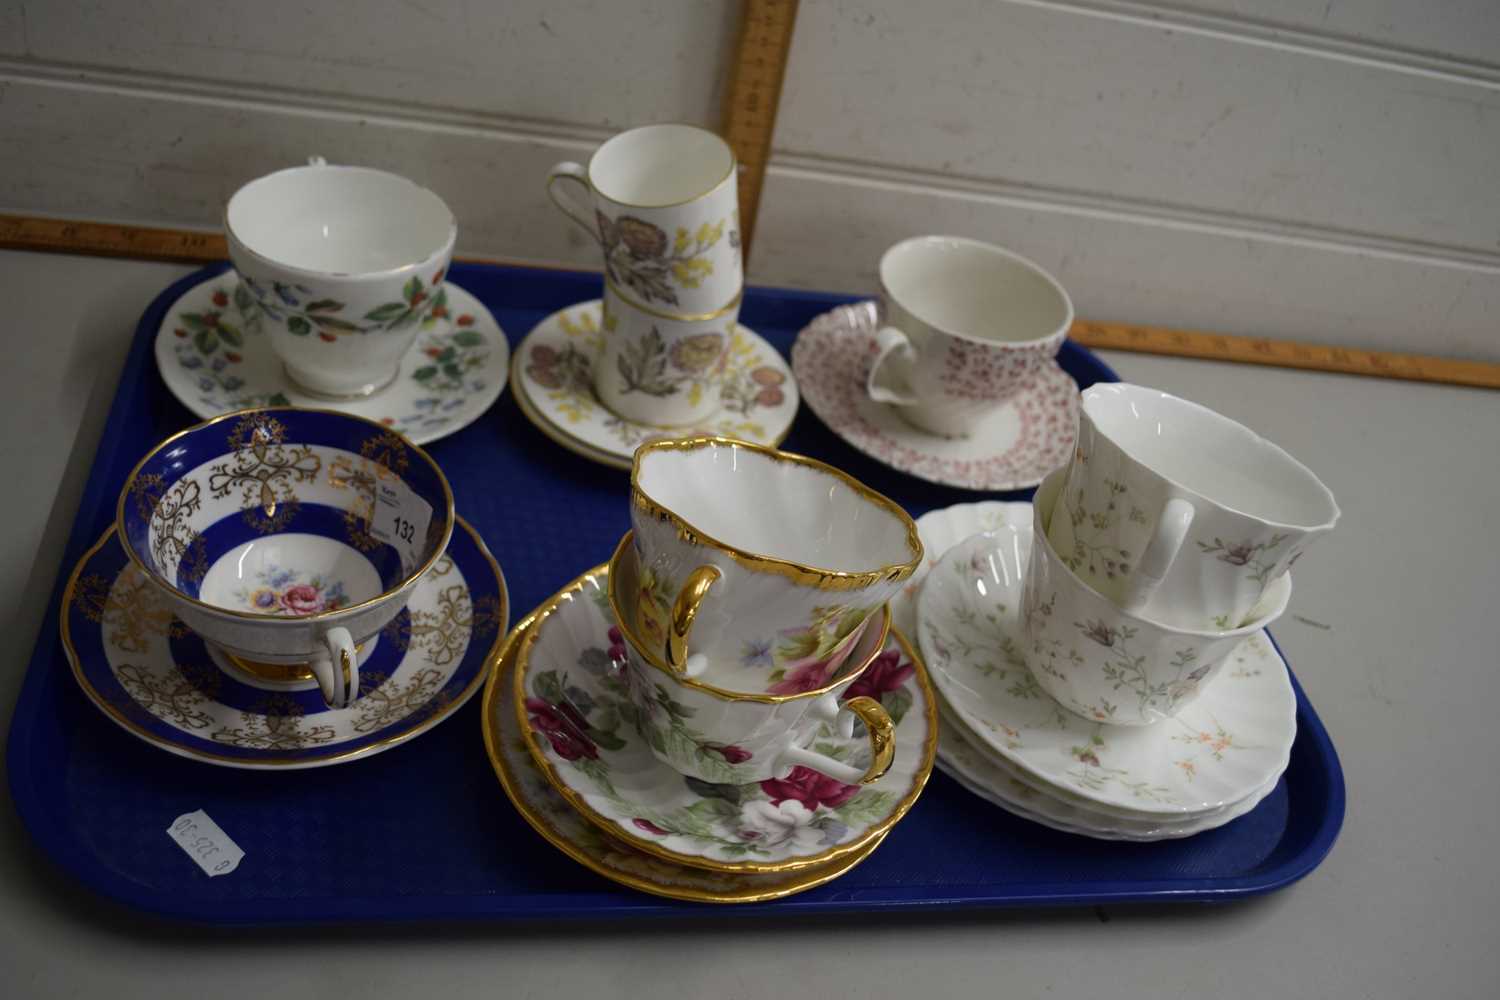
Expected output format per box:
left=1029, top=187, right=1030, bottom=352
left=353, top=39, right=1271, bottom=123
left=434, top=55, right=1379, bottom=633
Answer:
left=167, top=810, right=244, bottom=877
left=369, top=477, right=433, bottom=574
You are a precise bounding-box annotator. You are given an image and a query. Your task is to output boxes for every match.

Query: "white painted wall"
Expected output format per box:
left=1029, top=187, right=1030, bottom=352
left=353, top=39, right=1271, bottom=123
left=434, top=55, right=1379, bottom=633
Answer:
left=0, top=0, right=1495, bottom=358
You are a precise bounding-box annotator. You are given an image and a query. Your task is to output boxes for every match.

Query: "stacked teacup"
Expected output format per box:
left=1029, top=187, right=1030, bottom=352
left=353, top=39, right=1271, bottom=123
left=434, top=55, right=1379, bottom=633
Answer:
left=918, top=382, right=1338, bottom=839
left=548, top=124, right=743, bottom=428
left=606, top=437, right=923, bottom=788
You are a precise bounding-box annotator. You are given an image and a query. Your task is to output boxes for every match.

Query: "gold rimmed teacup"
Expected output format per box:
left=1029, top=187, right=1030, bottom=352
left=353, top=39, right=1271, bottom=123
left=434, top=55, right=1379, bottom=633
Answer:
left=628, top=436, right=923, bottom=690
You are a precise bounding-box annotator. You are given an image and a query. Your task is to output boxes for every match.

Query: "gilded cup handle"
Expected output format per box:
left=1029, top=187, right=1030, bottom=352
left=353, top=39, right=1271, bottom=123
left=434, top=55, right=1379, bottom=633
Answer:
left=841, top=696, right=897, bottom=784
left=777, top=695, right=896, bottom=785
left=309, top=626, right=359, bottom=709
left=665, top=565, right=721, bottom=673
left=546, top=161, right=599, bottom=242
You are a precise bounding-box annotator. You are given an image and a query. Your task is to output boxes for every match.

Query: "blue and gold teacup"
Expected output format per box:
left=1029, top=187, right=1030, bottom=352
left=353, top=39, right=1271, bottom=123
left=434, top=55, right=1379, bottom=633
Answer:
left=116, top=408, right=454, bottom=708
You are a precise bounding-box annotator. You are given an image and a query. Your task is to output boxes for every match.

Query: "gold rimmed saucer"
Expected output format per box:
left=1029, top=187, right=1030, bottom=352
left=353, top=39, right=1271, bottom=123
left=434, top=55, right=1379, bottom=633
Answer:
left=509, top=301, right=797, bottom=471
left=482, top=606, right=890, bottom=903
left=507, top=563, right=937, bottom=875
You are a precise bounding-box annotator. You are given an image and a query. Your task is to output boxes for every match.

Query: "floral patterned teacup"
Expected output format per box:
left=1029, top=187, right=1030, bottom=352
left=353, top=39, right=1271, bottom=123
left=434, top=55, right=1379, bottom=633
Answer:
left=1047, top=383, right=1339, bottom=631
left=595, top=281, right=735, bottom=426
left=117, top=407, right=454, bottom=708
left=866, top=236, right=1073, bottom=438
left=226, top=159, right=457, bottom=399
left=1024, top=469, right=1292, bottom=726
left=607, top=531, right=897, bottom=786
left=630, top=437, right=923, bottom=689
left=546, top=123, right=741, bottom=317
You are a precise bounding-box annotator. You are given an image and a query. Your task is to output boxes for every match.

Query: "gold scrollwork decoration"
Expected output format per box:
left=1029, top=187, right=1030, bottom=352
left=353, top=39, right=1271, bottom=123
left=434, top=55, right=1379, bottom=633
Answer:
left=210, top=694, right=337, bottom=750
left=210, top=412, right=321, bottom=532
left=113, top=662, right=216, bottom=730
left=350, top=667, right=446, bottom=733
left=72, top=566, right=188, bottom=653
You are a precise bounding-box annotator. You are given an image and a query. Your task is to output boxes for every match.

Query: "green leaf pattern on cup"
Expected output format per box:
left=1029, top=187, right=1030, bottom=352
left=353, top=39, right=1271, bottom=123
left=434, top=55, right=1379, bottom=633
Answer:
left=240, top=268, right=446, bottom=339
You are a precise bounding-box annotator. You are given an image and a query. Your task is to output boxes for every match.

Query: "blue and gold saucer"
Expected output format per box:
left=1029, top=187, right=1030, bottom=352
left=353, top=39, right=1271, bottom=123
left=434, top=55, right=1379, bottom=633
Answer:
left=61, top=517, right=507, bottom=768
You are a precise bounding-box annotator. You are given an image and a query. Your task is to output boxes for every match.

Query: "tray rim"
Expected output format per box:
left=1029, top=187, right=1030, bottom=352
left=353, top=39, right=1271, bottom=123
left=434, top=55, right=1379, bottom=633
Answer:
left=5, top=261, right=1346, bottom=924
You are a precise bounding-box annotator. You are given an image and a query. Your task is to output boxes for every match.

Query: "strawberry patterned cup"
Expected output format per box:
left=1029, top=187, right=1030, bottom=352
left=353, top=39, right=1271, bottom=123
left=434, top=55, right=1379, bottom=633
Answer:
left=226, top=159, right=457, bottom=400
left=866, top=236, right=1073, bottom=438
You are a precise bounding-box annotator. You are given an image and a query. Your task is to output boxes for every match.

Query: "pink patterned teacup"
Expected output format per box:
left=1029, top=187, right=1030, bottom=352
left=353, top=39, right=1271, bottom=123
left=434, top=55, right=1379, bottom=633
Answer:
left=866, top=236, right=1072, bottom=437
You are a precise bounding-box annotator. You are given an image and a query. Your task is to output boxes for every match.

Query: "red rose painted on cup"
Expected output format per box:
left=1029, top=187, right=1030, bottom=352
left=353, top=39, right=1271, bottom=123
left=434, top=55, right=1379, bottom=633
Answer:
left=760, top=765, right=860, bottom=810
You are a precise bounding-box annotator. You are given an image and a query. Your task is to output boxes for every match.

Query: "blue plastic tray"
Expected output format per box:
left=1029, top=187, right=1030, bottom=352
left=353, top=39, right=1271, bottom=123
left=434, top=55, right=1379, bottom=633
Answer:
left=6, top=262, right=1344, bottom=922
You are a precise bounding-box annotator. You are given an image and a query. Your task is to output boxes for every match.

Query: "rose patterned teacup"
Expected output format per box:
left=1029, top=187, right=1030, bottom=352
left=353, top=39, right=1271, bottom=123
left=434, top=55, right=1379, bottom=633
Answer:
left=1024, top=469, right=1292, bottom=726
left=1047, top=383, right=1339, bottom=630
left=607, top=532, right=896, bottom=786
left=226, top=159, right=457, bottom=399
left=117, top=407, right=454, bottom=708
left=629, top=437, right=923, bottom=690
left=595, top=280, right=736, bottom=426
left=866, top=236, right=1073, bottom=438
left=546, top=123, right=741, bottom=317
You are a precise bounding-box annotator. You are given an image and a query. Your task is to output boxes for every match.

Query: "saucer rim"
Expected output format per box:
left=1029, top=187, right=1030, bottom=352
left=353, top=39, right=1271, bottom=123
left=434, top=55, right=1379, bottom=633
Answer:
left=512, top=562, right=939, bottom=875
left=791, top=304, right=1079, bottom=491
left=60, top=516, right=508, bottom=769
left=509, top=300, right=795, bottom=472
left=480, top=607, right=891, bottom=903
left=153, top=273, right=511, bottom=447
left=918, top=525, right=1298, bottom=816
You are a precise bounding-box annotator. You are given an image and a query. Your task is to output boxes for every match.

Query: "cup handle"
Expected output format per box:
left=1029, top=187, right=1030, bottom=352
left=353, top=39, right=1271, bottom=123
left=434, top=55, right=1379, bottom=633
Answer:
left=665, top=565, right=722, bottom=676
left=308, top=626, right=359, bottom=709
left=777, top=696, right=896, bottom=785
left=1121, top=497, right=1196, bottom=613
left=866, top=326, right=921, bottom=406
left=546, top=161, right=599, bottom=242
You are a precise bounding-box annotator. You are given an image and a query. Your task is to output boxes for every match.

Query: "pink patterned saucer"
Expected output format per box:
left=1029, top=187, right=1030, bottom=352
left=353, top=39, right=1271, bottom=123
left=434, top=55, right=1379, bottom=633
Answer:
left=791, top=302, right=1079, bottom=491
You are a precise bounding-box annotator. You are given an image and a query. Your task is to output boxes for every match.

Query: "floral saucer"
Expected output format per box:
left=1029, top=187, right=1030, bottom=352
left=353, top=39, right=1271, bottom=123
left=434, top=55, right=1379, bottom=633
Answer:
left=936, top=700, right=1278, bottom=840
left=154, top=273, right=510, bottom=445
left=510, top=300, right=798, bottom=471
left=61, top=517, right=508, bottom=768
left=791, top=302, right=1079, bottom=491
left=514, top=564, right=936, bottom=873
left=917, top=525, right=1297, bottom=816
left=482, top=608, right=888, bottom=903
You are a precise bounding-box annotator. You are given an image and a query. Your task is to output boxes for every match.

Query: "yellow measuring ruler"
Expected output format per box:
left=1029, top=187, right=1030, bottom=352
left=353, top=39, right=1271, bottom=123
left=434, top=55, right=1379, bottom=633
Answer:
left=722, top=0, right=799, bottom=263
left=1070, top=318, right=1500, bottom=390
left=0, top=213, right=227, bottom=262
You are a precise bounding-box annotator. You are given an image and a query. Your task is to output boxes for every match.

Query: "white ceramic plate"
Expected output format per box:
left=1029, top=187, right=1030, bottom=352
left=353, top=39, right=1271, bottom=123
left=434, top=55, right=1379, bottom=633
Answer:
left=918, top=521, right=1297, bottom=816
left=154, top=273, right=509, bottom=445
left=936, top=698, right=1278, bottom=839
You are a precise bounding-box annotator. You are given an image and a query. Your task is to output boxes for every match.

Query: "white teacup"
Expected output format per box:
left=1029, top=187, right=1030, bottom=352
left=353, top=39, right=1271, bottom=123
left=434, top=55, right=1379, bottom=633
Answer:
left=629, top=437, right=923, bottom=691
left=1024, top=470, right=1292, bottom=726
left=866, top=236, right=1073, bottom=437
left=226, top=159, right=457, bottom=399
left=595, top=280, right=736, bottom=427
left=547, top=123, right=742, bottom=317
left=608, top=533, right=896, bottom=786
left=1048, top=383, right=1339, bottom=630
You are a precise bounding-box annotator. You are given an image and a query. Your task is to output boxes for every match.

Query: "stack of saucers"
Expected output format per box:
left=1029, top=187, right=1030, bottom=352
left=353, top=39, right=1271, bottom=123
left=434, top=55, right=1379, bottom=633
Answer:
left=898, top=385, right=1338, bottom=840
left=483, top=436, right=941, bottom=902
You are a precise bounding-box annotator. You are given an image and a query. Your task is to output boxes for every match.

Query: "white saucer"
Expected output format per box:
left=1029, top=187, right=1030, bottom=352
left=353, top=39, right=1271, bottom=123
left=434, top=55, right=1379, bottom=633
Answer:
left=936, top=698, right=1278, bottom=840
left=154, top=272, right=509, bottom=445
left=916, top=515, right=1297, bottom=817
left=791, top=302, right=1079, bottom=491
left=510, top=300, right=798, bottom=471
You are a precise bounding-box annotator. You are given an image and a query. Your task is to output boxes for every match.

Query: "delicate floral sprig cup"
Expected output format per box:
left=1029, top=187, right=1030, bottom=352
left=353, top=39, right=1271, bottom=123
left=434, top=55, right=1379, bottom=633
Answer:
left=547, top=124, right=742, bottom=317
left=1047, top=382, right=1338, bottom=630
left=866, top=236, right=1072, bottom=438
left=607, top=532, right=896, bottom=786
left=1023, top=469, right=1291, bottom=726
left=629, top=437, right=924, bottom=688
left=226, top=158, right=457, bottom=399
left=116, top=407, right=454, bottom=708
left=596, top=280, right=737, bottom=426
